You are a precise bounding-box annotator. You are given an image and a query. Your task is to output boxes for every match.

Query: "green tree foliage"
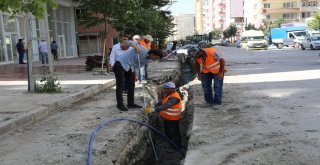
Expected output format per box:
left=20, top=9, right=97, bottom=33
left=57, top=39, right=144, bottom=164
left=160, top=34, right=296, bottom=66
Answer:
left=78, top=0, right=174, bottom=42
left=209, top=28, right=222, bottom=41
left=307, top=12, right=320, bottom=31
left=0, top=0, right=57, bottom=18
left=223, top=24, right=237, bottom=41
left=245, top=23, right=256, bottom=30
left=259, top=19, right=286, bottom=36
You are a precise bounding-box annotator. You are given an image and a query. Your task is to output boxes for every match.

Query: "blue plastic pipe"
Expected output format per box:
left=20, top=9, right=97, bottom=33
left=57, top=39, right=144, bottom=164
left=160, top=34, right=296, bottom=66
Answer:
left=87, top=118, right=185, bottom=165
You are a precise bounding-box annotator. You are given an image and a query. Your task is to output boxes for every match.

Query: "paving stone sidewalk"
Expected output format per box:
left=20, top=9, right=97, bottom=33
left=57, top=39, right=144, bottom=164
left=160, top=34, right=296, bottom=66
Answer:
left=0, top=57, right=115, bottom=135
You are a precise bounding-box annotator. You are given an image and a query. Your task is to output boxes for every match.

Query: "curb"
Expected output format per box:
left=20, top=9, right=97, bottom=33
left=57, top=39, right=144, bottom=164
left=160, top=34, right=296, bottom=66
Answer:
left=0, top=80, right=116, bottom=136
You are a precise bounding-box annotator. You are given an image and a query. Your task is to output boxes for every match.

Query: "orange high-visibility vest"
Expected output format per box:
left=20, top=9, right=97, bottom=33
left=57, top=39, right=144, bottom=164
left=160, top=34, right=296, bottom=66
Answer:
left=139, top=39, right=151, bottom=49
left=160, top=91, right=182, bottom=121
left=195, top=48, right=220, bottom=74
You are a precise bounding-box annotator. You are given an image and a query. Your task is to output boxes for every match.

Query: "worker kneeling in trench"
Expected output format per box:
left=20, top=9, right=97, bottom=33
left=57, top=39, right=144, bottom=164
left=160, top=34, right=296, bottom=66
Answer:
left=144, top=82, right=183, bottom=148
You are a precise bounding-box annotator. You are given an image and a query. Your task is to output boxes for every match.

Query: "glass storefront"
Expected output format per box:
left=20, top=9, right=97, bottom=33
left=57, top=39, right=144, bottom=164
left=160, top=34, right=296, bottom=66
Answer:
left=0, top=2, right=77, bottom=64
left=0, top=15, right=4, bottom=62
left=49, top=5, right=75, bottom=58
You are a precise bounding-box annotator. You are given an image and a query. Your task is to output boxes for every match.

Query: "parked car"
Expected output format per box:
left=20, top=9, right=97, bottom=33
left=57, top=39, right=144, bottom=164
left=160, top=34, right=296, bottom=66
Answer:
left=241, top=30, right=268, bottom=50
left=172, top=44, right=197, bottom=56
left=301, top=36, right=320, bottom=50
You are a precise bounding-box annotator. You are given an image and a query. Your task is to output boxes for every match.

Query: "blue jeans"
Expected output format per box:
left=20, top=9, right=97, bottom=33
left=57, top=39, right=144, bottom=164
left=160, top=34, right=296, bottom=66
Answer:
left=201, top=72, right=224, bottom=105
left=41, top=52, right=48, bottom=64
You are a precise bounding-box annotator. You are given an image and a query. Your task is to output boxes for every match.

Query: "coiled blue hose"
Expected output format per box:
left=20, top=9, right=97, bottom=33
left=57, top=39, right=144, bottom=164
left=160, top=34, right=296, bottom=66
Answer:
left=87, top=118, right=185, bottom=165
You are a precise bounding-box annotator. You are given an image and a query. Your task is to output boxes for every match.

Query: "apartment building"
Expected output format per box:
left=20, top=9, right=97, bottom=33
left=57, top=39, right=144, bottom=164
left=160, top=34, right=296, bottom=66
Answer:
left=243, top=0, right=264, bottom=28
left=227, top=0, right=244, bottom=28
left=195, top=0, right=204, bottom=34
left=262, top=0, right=319, bottom=22
left=195, top=0, right=243, bottom=33
left=243, top=0, right=320, bottom=28
left=0, top=1, right=79, bottom=64
left=174, top=14, right=195, bottom=40
left=202, top=0, right=227, bottom=33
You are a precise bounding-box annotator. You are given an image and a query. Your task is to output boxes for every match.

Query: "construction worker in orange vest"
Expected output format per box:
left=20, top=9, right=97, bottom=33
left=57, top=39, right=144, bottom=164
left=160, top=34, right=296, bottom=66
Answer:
left=138, top=35, right=153, bottom=79
left=139, top=35, right=153, bottom=50
left=194, top=47, right=225, bottom=108
left=144, top=82, right=182, bottom=148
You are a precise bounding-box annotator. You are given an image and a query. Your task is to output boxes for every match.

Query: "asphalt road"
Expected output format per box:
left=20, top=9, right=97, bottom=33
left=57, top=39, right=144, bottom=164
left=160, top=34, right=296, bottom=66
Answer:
left=185, top=46, right=320, bottom=165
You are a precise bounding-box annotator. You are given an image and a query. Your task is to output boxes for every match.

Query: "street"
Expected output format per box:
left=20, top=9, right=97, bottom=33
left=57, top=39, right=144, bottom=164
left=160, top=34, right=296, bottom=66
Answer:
left=186, top=47, right=320, bottom=165
left=1, top=47, right=320, bottom=165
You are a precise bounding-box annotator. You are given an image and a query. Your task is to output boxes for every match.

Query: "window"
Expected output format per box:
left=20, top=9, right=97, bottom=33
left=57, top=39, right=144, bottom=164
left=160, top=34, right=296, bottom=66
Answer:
left=302, top=12, right=311, bottom=18
left=283, top=2, right=294, bottom=8
left=302, top=1, right=306, bottom=6
left=283, top=13, right=295, bottom=20
left=264, top=3, right=270, bottom=8
left=266, top=15, right=270, bottom=19
left=307, top=1, right=317, bottom=6
left=312, top=1, right=317, bottom=6
left=302, top=1, right=317, bottom=7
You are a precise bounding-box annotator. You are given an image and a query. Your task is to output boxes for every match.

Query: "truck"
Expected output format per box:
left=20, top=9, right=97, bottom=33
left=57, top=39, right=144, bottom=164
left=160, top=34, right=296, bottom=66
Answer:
left=240, top=30, right=268, bottom=50
left=270, top=26, right=307, bottom=49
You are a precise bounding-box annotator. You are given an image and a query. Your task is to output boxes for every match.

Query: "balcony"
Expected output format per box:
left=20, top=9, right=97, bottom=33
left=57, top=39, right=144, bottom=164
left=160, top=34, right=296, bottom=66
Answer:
left=218, top=3, right=226, bottom=8
left=219, top=11, right=225, bottom=15
left=219, top=19, right=225, bottom=22
left=300, top=6, right=319, bottom=12
left=263, top=7, right=299, bottom=14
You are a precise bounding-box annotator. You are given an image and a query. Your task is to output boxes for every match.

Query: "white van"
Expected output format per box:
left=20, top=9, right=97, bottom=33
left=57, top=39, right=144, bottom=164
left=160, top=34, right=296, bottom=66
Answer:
left=241, top=30, right=268, bottom=50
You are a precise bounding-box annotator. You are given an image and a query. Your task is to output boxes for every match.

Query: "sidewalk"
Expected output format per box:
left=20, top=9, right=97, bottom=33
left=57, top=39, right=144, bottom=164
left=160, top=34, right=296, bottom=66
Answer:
left=0, top=58, right=115, bottom=135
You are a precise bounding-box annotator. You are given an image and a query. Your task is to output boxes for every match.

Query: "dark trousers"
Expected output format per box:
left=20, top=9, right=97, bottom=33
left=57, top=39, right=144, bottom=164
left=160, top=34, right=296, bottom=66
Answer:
left=18, top=52, right=24, bottom=63
left=51, top=49, right=58, bottom=60
left=112, top=61, right=135, bottom=106
left=164, top=119, right=181, bottom=147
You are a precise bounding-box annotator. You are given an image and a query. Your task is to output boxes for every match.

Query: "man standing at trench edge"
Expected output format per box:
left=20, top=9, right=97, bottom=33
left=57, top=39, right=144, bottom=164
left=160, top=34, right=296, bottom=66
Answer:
left=113, top=40, right=163, bottom=111
left=191, top=46, right=225, bottom=108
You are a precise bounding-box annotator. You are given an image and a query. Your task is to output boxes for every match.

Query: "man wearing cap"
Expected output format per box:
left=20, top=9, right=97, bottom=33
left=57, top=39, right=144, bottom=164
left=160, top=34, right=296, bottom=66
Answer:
left=132, top=35, right=140, bottom=43
left=193, top=47, right=225, bottom=108
left=113, top=40, right=163, bottom=111
left=144, top=82, right=182, bottom=148
left=139, top=34, right=153, bottom=50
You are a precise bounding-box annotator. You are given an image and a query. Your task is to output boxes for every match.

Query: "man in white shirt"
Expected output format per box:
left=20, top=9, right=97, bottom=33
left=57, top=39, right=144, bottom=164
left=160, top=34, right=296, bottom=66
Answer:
left=38, top=40, right=48, bottom=65
left=109, top=34, right=130, bottom=68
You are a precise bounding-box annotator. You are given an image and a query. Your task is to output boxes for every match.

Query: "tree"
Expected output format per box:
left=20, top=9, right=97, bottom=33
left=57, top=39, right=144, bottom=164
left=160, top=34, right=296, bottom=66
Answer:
left=0, top=0, right=57, bottom=18
left=259, top=19, right=286, bottom=36
left=79, top=0, right=173, bottom=49
left=245, top=23, right=256, bottom=30
left=223, top=24, right=237, bottom=43
left=307, top=12, right=320, bottom=31
left=210, top=28, right=222, bottom=40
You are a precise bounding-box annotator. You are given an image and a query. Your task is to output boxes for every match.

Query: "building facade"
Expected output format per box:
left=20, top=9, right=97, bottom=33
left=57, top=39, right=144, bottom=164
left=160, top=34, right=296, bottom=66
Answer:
left=174, top=14, right=195, bottom=40
left=243, top=0, right=320, bottom=28
left=195, top=0, right=204, bottom=34
left=195, top=0, right=241, bottom=33
left=262, top=0, right=319, bottom=22
left=227, top=0, right=244, bottom=28
left=0, top=0, right=78, bottom=64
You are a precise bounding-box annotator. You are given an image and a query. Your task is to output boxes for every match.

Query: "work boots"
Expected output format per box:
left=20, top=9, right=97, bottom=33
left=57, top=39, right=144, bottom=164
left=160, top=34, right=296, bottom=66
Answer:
left=117, top=103, right=128, bottom=111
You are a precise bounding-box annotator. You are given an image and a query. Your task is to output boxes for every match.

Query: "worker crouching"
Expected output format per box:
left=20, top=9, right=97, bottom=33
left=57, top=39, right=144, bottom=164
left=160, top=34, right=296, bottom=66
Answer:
left=144, top=82, right=182, bottom=148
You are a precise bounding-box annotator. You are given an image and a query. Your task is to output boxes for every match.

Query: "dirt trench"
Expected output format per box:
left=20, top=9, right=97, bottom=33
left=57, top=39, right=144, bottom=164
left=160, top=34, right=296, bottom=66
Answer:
left=109, top=55, right=197, bottom=165
left=0, top=55, right=196, bottom=165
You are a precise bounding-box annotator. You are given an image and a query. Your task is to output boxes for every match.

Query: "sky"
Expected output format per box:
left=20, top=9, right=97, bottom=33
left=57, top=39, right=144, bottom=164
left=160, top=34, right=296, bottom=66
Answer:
left=168, top=0, right=195, bottom=16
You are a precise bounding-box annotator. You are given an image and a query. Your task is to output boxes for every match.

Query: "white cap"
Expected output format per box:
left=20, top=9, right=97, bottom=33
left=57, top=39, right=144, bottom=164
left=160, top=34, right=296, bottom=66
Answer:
left=162, top=82, right=176, bottom=89
left=133, top=35, right=140, bottom=40
left=144, top=35, right=153, bottom=42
